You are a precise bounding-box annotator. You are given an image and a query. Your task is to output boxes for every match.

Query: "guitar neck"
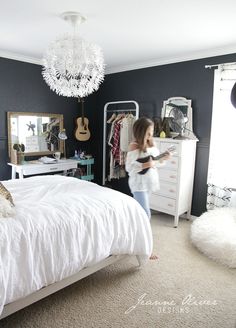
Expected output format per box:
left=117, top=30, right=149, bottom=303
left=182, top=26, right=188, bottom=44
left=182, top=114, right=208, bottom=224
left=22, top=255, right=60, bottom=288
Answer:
left=79, top=98, right=85, bottom=125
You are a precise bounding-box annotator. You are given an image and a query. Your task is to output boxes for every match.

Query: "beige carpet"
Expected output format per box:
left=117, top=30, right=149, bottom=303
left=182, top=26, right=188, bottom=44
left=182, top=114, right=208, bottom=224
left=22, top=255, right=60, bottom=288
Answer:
left=1, top=213, right=236, bottom=328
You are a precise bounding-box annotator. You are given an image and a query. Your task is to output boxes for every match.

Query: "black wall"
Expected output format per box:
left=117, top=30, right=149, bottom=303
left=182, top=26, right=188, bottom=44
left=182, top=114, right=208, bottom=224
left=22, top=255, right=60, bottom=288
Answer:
left=0, top=57, right=98, bottom=180
left=1, top=53, right=236, bottom=217
left=94, top=53, right=236, bottom=216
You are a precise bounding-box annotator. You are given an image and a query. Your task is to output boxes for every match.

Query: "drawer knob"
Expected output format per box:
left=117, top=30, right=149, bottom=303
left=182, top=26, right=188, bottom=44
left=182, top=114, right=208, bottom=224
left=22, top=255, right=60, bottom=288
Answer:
left=168, top=203, right=174, bottom=207
left=169, top=189, right=175, bottom=193
left=170, top=175, right=176, bottom=179
left=171, top=161, right=176, bottom=164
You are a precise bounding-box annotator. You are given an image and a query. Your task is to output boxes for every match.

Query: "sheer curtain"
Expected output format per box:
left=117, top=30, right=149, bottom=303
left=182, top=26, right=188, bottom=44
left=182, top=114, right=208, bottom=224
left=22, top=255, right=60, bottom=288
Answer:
left=207, top=63, right=236, bottom=210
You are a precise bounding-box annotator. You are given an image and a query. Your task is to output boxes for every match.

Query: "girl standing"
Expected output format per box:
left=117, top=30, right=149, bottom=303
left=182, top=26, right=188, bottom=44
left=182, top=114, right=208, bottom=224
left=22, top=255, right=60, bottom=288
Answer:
left=125, top=117, right=170, bottom=260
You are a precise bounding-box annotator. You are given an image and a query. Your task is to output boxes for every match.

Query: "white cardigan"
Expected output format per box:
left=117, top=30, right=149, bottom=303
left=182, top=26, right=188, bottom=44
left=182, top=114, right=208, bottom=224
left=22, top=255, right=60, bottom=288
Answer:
left=125, top=146, right=164, bottom=193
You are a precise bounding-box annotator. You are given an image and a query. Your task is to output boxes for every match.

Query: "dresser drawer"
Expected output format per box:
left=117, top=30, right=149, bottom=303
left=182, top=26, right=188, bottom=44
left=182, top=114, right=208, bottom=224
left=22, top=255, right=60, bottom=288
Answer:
left=157, top=181, right=177, bottom=198
left=160, top=142, right=180, bottom=156
left=165, top=157, right=178, bottom=170
left=149, top=194, right=176, bottom=213
left=159, top=169, right=178, bottom=183
left=20, top=162, right=78, bottom=176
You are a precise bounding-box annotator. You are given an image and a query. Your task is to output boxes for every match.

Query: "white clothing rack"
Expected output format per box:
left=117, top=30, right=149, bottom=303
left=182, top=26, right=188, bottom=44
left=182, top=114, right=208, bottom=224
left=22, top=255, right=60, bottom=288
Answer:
left=102, top=100, right=139, bottom=185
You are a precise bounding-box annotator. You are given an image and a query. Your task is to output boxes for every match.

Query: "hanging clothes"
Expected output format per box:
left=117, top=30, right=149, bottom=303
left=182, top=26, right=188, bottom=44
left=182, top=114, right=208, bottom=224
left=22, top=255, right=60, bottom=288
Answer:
left=106, top=113, right=135, bottom=181
left=120, top=114, right=136, bottom=152
left=103, top=101, right=139, bottom=186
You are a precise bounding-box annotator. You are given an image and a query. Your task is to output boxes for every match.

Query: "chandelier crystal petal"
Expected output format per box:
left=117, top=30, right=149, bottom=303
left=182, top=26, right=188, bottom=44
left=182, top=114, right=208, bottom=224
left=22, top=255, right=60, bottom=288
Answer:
left=42, top=12, right=105, bottom=98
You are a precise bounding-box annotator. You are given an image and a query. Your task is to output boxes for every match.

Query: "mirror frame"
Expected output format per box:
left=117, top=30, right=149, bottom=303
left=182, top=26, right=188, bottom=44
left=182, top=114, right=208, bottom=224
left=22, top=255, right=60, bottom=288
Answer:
left=7, top=112, right=64, bottom=157
left=161, top=97, right=193, bottom=135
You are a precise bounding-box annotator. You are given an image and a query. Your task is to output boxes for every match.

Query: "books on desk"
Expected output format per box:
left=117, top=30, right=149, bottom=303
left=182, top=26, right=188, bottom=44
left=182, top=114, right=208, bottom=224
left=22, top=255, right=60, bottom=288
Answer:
left=38, top=157, right=57, bottom=164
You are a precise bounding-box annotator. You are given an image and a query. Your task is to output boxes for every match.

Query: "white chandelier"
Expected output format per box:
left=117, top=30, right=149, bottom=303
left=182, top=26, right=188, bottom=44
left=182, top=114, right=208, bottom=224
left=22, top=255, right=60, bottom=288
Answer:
left=42, top=12, right=105, bottom=98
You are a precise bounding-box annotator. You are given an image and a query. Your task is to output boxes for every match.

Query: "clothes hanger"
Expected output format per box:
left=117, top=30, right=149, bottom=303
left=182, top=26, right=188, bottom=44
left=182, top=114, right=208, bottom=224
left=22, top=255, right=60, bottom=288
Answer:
left=125, top=112, right=134, bottom=119
left=107, top=113, right=116, bottom=123
left=114, top=113, right=125, bottom=122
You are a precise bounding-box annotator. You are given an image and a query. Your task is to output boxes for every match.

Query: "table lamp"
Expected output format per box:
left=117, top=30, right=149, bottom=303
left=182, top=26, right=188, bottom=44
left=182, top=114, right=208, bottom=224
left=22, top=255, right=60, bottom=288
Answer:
left=58, top=129, right=68, bottom=159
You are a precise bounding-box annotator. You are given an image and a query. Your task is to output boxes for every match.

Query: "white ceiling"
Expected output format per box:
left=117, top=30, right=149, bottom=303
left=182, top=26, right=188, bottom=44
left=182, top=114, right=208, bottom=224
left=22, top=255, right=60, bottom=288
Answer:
left=1, top=0, right=236, bottom=74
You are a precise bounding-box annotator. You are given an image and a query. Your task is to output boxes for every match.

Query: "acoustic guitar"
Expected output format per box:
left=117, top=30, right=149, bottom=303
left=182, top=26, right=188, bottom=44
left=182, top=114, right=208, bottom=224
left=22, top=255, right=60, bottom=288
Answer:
left=75, top=98, right=91, bottom=141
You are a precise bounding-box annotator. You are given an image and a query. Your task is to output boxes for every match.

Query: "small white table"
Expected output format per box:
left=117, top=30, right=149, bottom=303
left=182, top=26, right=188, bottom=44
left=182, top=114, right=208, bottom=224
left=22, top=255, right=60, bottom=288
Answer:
left=8, top=159, right=79, bottom=179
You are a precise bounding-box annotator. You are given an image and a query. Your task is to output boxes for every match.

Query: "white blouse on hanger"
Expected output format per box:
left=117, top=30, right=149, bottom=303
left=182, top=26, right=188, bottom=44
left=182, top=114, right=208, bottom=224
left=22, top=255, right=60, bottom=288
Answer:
left=120, top=115, right=136, bottom=152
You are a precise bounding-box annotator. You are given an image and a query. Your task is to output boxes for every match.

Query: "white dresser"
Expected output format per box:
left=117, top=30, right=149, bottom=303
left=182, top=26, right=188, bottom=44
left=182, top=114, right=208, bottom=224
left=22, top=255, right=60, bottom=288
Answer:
left=149, top=137, right=197, bottom=227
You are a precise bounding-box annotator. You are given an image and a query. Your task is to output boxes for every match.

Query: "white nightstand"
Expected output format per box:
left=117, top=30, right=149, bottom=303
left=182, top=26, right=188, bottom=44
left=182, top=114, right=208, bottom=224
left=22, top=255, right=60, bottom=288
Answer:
left=8, top=159, right=79, bottom=179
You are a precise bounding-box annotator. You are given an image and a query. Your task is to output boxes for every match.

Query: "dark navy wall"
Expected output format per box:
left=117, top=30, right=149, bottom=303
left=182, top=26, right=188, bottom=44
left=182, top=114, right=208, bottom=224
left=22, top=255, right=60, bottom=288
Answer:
left=1, top=53, right=236, bottom=216
left=0, top=57, right=97, bottom=180
left=94, top=53, right=236, bottom=216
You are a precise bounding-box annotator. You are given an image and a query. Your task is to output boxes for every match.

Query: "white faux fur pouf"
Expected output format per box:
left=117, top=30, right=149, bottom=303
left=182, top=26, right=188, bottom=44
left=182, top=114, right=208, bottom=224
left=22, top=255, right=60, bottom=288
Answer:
left=191, top=207, right=236, bottom=268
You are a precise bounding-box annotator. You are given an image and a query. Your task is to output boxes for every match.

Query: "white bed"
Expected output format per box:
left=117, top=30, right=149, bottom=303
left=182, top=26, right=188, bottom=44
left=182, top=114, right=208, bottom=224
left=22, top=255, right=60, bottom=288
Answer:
left=0, top=175, right=152, bottom=319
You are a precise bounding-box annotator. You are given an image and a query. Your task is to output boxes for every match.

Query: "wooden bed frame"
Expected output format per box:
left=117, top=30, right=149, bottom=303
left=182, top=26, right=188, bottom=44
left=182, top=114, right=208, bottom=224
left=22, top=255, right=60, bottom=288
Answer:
left=1, top=254, right=141, bottom=320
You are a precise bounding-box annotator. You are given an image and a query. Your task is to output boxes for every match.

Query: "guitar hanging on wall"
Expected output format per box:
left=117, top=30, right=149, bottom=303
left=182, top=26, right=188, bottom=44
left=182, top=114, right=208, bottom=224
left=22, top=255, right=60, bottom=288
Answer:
left=75, top=98, right=91, bottom=141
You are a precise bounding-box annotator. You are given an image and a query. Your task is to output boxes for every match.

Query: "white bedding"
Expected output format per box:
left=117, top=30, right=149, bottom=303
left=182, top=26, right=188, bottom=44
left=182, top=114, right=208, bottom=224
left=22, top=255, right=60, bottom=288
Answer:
left=0, top=176, right=152, bottom=314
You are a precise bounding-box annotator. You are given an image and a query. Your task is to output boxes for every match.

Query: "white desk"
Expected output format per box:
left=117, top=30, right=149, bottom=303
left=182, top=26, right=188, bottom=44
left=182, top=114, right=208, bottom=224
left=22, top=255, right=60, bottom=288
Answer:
left=8, top=159, right=79, bottom=179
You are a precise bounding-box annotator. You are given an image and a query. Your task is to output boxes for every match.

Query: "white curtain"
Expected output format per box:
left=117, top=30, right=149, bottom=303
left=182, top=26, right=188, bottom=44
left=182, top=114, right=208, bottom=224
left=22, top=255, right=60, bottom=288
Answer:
left=207, top=63, right=236, bottom=210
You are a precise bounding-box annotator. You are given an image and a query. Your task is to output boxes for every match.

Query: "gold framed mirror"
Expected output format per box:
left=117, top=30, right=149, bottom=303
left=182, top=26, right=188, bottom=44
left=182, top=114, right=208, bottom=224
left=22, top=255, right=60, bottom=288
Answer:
left=7, top=112, right=64, bottom=157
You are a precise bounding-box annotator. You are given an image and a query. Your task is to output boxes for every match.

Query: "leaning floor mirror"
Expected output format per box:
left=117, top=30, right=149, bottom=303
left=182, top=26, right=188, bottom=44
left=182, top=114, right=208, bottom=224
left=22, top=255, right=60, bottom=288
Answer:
left=7, top=112, right=64, bottom=160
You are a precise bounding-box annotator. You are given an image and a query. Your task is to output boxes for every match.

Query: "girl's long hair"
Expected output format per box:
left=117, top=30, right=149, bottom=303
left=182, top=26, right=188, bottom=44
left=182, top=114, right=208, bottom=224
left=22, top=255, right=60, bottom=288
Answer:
left=133, top=117, right=154, bottom=151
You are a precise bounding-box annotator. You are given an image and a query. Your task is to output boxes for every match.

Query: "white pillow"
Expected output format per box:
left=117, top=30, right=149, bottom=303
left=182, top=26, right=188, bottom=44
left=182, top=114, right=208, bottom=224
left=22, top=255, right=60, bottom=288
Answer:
left=0, top=195, right=16, bottom=218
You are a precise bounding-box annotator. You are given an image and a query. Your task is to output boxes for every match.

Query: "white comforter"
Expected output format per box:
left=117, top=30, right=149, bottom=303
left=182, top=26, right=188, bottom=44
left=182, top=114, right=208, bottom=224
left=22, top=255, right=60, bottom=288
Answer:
left=0, top=176, right=152, bottom=314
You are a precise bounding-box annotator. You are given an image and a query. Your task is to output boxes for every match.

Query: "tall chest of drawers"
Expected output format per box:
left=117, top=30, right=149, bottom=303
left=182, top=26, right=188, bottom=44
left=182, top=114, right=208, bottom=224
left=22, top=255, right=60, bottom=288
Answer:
left=149, top=137, right=197, bottom=227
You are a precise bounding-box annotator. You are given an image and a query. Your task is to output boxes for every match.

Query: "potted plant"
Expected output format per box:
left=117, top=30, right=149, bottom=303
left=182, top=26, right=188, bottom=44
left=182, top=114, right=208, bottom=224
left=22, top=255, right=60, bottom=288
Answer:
left=11, top=143, right=25, bottom=165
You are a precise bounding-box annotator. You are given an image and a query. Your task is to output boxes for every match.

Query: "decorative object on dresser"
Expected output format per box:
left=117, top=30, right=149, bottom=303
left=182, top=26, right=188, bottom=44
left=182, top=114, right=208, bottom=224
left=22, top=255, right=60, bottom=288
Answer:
left=153, top=117, right=162, bottom=137
left=149, top=137, right=198, bottom=227
left=161, top=117, right=171, bottom=138
left=42, top=12, right=105, bottom=98
left=75, top=98, right=91, bottom=141
left=161, top=97, right=197, bottom=139
left=168, top=107, right=189, bottom=138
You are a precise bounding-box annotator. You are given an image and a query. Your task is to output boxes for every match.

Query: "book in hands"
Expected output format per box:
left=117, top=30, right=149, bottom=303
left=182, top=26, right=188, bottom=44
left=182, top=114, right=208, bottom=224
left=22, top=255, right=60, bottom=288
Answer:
left=136, top=145, right=176, bottom=175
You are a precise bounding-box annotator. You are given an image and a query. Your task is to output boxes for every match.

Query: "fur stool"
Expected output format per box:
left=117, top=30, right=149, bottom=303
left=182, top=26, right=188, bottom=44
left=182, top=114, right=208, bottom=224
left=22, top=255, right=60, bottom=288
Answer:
left=191, top=207, right=236, bottom=268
